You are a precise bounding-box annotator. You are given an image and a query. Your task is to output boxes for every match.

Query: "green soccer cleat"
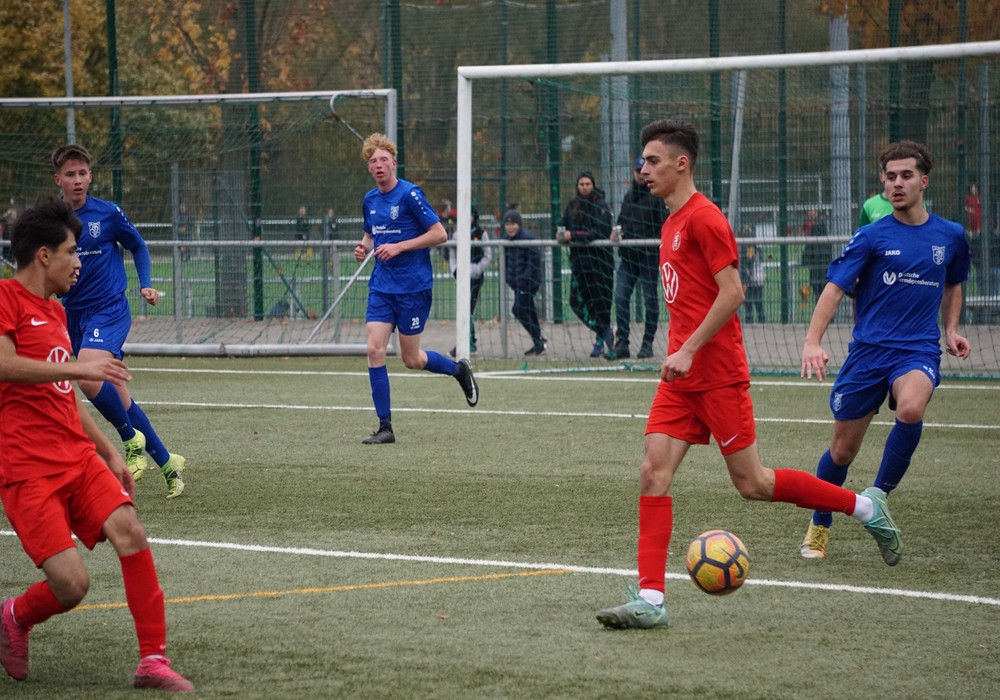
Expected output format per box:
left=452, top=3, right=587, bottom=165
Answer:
left=124, top=429, right=148, bottom=481
left=161, top=454, right=186, bottom=499
left=860, top=486, right=902, bottom=566
left=800, top=523, right=830, bottom=559
left=596, top=581, right=668, bottom=630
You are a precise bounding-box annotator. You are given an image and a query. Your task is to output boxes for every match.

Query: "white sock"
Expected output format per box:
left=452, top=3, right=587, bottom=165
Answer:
left=639, top=588, right=664, bottom=607
left=851, top=493, right=874, bottom=523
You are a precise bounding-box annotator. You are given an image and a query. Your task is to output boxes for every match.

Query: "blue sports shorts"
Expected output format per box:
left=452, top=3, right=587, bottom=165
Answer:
left=830, top=342, right=941, bottom=421
left=65, top=293, right=133, bottom=358
left=366, top=289, right=433, bottom=336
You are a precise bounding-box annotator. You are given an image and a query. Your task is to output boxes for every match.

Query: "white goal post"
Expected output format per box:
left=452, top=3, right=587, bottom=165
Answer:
left=452, top=40, right=1000, bottom=361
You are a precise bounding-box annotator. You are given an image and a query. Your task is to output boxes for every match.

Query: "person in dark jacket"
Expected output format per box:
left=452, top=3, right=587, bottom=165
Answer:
left=448, top=207, right=493, bottom=356
left=610, top=158, right=669, bottom=359
left=502, top=210, right=546, bottom=355
left=559, top=172, right=615, bottom=357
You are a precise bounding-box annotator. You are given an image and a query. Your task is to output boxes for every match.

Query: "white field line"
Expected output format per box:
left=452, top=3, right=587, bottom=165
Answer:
left=132, top=366, right=1000, bottom=390
left=3, top=530, right=995, bottom=607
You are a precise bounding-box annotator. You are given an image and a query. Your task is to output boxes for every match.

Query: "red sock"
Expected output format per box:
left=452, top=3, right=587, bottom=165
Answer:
left=772, top=469, right=856, bottom=515
left=637, top=495, right=673, bottom=593
left=120, top=548, right=167, bottom=659
left=13, top=580, right=69, bottom=627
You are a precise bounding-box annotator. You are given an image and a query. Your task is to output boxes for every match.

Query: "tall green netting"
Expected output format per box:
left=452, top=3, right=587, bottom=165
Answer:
left=0, top=1, right=998, bottom=373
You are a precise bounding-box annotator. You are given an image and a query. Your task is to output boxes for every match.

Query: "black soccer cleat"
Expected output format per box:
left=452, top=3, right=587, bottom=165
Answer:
left=455, top=358, right=479, bottom=407
left=362, top=423, right=395, bottom=445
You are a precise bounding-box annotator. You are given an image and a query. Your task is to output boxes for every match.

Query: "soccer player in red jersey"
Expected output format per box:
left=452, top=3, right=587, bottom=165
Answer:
left=596, top=120, right=902, bottom=630
left=0, top=198, right=194, bottom=691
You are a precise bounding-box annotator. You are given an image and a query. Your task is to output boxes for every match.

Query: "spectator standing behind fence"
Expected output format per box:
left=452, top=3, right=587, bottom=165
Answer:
left=448, top=206, right=493, bottom=357
left=558, top=171, right=615, bottom=358
left=354, top=133, right=479, bottom=446
left=858, top=177, right=894, bottom=227
left=740, top=239, right=766, bottom=323
left=0, top=198, right=194, bottom=692
left=1, top=200, right=15, bottom=272
left=964, top=184, right=991, bottom=295
left=176, top=203, right=195, bottom=262
left=609, top=157, right=668, bottom=360
left=800, top=140, right=971, bottom=563
left=295, top=205, right=312, bottom=261
left=800, top=208, right=831, bottom=301
left=501, top=209, right=546, bottom=356
left=51, top=144, right=187, bottom=499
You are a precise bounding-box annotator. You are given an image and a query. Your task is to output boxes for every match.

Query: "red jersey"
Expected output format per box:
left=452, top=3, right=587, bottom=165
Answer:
left=0, top=279, right=97, bottom=485
left=658, top=192, right=749, bottom=391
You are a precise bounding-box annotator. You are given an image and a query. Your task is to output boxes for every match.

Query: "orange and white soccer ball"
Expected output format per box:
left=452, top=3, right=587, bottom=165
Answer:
left=685, top=529, right=750, bottom=595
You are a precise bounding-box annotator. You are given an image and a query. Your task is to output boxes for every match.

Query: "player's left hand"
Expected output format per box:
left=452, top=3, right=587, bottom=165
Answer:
left=661, top=348, right=693, bottom=383
left=107, top=453, right=136, bottom=499
left=945, top=332, right=971, bottom=359
left=140, top=287, right=160, bottom=306
left=374, top=242, right=402, bottom=260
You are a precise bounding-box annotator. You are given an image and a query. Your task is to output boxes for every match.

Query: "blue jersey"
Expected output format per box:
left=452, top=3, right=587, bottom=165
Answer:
left=827, top=213, right=970, bottom=354
left=62, top=196, right=152, bottom=311
left=362, top=179, right=440, bottom=294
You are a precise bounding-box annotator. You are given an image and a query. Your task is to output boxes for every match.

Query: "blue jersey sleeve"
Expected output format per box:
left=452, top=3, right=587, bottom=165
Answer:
left=112, top=205, right=152, bottom=289
left=403, top=185, right=441, bottom=233
left=826, top=226, right=873, bottom=294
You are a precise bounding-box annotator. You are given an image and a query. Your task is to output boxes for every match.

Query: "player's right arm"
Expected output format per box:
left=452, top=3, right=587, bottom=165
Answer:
left=0, top=333, right=132, bottom=385
left=800, top=282, right=845, bottom=381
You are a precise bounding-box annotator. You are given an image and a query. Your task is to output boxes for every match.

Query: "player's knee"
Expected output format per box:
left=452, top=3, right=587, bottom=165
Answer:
left=51, top=571, right=90, bottom=609
left=894, top=403, right=926, bottom=424
left=401, top=353, right=423, bottom=370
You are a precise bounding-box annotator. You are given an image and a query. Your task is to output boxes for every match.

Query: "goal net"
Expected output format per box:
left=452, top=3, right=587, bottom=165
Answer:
left=452, top=41, right=1000, bottom=377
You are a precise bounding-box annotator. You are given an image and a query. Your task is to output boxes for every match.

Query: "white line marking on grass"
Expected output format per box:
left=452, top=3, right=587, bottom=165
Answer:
left=3, top=531, right=996, bottom=606
left=132, top=367, right=1000, bottom=390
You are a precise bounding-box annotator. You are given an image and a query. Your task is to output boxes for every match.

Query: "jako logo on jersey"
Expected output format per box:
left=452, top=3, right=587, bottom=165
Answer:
left=390, top=206, right=400, bottom=220
left=672, top=231, right=682, bottom=251
left=660, top=262, right=679, bottom=304
left=884, top=249, right=901, bottom=256
left=882, top=271, right=897, bottom=285
left=47, top=346, right=73, bottom=393
left=88, top=221, right=101, bottom=238
left=932, top=245, right=945, bottom=265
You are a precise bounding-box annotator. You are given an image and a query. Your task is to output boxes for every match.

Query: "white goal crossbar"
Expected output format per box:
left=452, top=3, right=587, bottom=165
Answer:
left=452, top=40, right=1000, bottom=360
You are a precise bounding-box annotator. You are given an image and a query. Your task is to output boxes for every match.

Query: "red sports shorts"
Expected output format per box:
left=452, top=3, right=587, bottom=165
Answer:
left=0, top=453, right=134, bottom=567
left=645, top=381, right=757, bottom=455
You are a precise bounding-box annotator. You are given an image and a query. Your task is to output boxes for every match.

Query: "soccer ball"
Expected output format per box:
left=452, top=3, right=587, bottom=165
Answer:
left=685, top=529, right=750, bottom=596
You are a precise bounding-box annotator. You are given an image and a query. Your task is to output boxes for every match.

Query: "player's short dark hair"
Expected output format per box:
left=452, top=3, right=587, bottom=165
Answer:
left=640, top=119, right=699, bottom=165
left=51, top=144, right=92, bottom=172
left=9, top=196, right=82, bottom=268
left=880, top=140, right=932, bottom=175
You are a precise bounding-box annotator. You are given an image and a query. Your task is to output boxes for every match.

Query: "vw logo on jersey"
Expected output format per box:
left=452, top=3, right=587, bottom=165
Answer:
left=88, top=221, right=101, bottom=238
left=390, top=206, right=400, bottom=220
left=672, top=231, right=682, bottom=251
left=47, top=346, right=73, bottom=393
left=882, top=271, right=897, bottom=285
left=932, top=245, right=945, bottom=265
left=661, top=262, right=679, bottom=304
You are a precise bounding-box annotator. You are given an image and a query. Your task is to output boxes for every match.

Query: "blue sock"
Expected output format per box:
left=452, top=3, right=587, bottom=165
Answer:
left=368, top=366, right=391, bottom=424
left=126, top=401, right=171, bottom=468
left=424, top=350, right=458, bottom=376
left=812, top=450, right=851, bottom=528
left=90, top=382, right=134, bottom=441
left=875, top=419, right=923, bottom=494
